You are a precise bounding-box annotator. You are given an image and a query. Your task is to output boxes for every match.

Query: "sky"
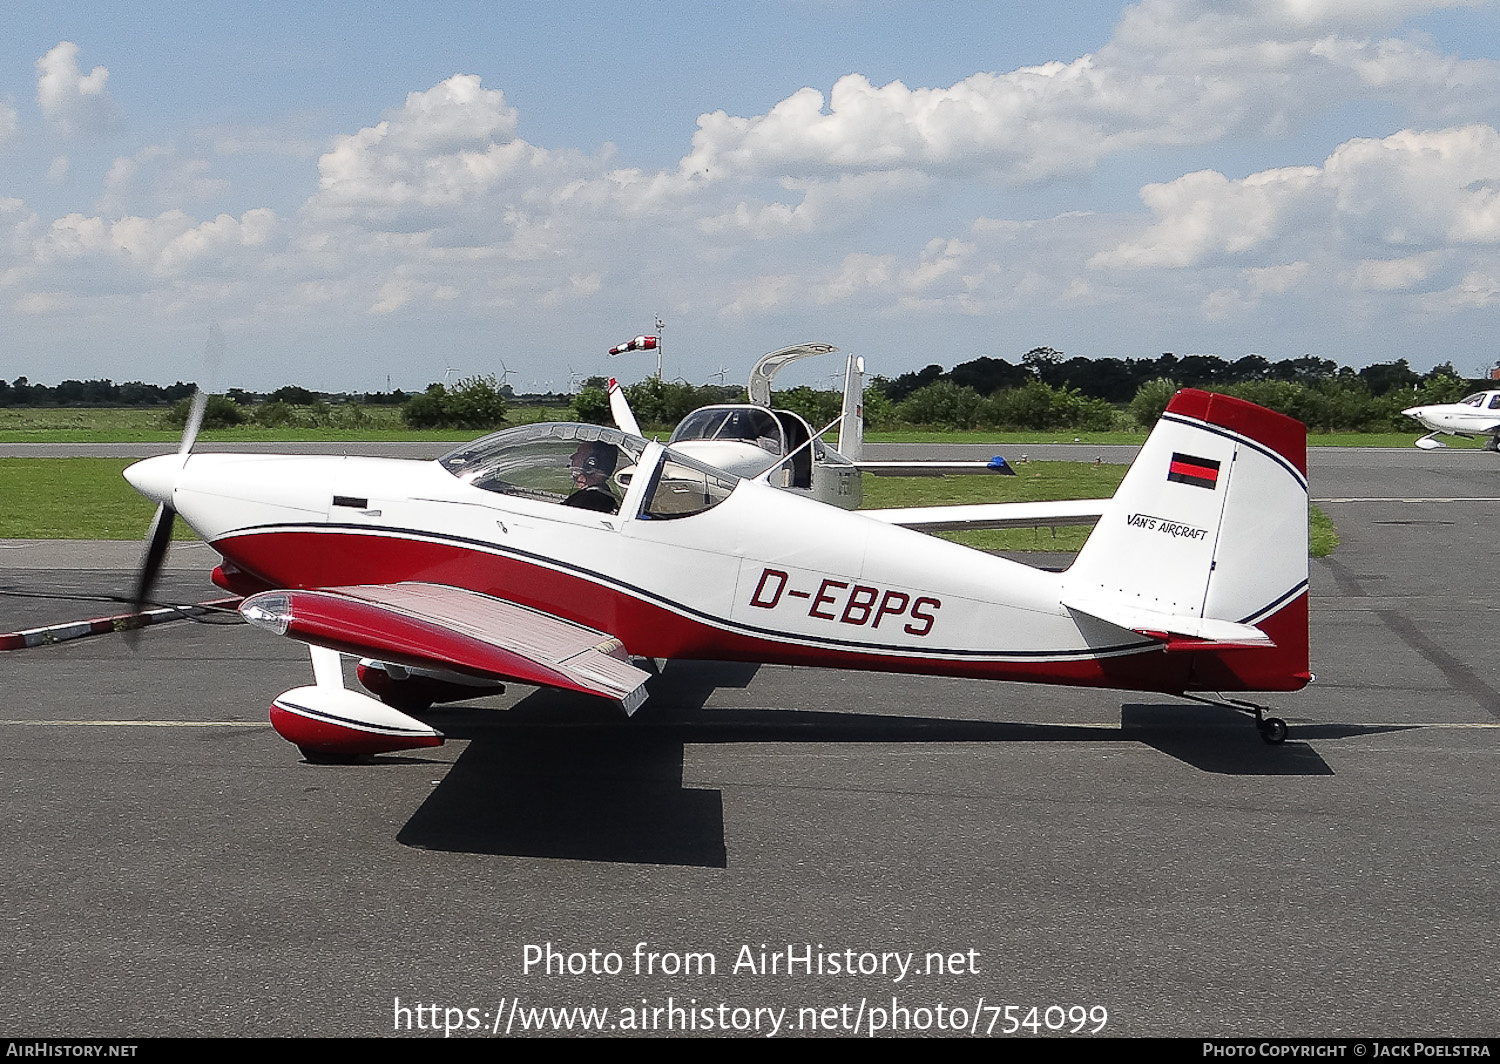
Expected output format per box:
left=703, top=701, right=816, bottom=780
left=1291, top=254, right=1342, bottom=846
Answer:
left=3, top=0, right=1500, bottom=393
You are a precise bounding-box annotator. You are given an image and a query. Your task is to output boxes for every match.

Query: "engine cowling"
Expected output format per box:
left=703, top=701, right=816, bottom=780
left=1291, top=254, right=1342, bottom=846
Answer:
left=269, top=685, right=443, bottom=757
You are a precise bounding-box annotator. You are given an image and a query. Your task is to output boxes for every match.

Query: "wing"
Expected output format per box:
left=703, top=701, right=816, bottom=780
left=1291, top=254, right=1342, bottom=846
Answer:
left=856, top=458, right=1017, bottom=476
left=239, top=582, right=651, bottom=714
left=861, top=498, right=1108, bottom=532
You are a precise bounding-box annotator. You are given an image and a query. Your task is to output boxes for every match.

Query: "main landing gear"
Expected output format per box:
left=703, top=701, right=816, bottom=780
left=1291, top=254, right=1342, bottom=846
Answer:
left=1180, top=694, right=1289, bottom=745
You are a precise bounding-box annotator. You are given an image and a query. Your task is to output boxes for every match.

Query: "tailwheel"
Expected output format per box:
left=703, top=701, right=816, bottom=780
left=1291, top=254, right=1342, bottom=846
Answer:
left=1258, top=717, right=1289, bottom=745
left=1179, top=694, right=1291, bottom=745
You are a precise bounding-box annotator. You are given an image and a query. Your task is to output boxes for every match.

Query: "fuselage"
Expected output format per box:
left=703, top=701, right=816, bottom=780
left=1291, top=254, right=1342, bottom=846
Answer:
left=124, top=431, right=1198, bottom=694
left=1404, top=391, right=1500, bottom=437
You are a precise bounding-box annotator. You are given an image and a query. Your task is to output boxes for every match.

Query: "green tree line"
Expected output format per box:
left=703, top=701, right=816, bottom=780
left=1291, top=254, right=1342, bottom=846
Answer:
left=6, top=349, right=1487, bottom=433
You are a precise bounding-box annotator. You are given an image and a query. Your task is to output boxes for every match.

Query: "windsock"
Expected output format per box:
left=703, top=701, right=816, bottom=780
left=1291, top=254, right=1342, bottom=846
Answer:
left=608, top=335, right=659, bottom=356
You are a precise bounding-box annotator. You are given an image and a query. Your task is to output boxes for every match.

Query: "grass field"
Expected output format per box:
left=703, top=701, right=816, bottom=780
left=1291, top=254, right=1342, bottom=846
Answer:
left=0, top=456, right=1335, bottom=557
left=0, top=459, right=173, bottom=540
left=865, top=429, right=1478, bottom=448
left=862, top=461, right=1125, bottom=554
left=0, top=405, right=1475, bottom=448
left=0, top=404, right=570, bottom=444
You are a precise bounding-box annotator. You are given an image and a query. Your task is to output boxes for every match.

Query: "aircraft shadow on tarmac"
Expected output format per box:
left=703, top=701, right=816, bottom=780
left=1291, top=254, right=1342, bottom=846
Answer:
left=394, top=662, right=1347, bottom=867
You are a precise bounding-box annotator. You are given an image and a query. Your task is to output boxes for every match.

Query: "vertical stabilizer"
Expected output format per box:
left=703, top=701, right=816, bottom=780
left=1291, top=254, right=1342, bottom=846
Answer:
left=836, top=354, right=865, bottom=460
left=1062, top=390, right=1309, bottom=691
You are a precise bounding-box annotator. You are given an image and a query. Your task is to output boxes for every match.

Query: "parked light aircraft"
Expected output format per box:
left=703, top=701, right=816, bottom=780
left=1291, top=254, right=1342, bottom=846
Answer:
left=122, top=387, right=1310, bottom=758
left=1404, top=392, right=1500, bottom=450
left=610, top=342, right=1033, bottom=522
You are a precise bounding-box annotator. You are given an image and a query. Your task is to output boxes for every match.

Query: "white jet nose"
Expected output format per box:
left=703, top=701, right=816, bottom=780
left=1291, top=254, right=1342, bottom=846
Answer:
left=123, top=454, right=188, bottom=505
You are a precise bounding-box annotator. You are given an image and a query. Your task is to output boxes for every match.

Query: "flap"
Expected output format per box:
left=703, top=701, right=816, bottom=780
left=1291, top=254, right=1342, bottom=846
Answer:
left=240, top=582, right=650, bottom=713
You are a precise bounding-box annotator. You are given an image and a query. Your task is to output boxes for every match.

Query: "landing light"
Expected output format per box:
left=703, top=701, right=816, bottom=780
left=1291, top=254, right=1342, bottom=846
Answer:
left=240, top=594, right=292, bottom=635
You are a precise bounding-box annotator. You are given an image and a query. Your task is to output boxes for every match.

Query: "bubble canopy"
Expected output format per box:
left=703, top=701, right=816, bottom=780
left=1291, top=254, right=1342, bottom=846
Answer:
left=438, top=422, right=739, bottom=519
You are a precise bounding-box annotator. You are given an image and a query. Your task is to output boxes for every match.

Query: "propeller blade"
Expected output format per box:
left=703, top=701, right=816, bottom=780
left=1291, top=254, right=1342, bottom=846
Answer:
left=132, top=503, right=176, bottom=614
left=127, top=324, right=221, bottom=644
left=178, top=391, right=209, bottom=455
left=178, top=324, right=225, bottom=454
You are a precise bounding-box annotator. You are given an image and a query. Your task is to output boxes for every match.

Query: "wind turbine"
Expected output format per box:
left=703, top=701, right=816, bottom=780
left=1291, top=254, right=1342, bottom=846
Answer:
left=496, top=359, right=518, bottom=396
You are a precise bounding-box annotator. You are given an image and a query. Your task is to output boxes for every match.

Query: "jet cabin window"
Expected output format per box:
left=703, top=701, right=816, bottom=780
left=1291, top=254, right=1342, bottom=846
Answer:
left=439, top=424, right=645, bottom=515
left=640, top=450, right=739, bottom=520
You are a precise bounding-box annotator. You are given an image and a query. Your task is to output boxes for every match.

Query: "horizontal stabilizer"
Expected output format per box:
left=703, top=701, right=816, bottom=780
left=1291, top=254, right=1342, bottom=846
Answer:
left=241, top=582, right=651, bottom=713
left=1063, top=597, right=1274, bottom=649
left=863, top=498, right=1107, bottom=532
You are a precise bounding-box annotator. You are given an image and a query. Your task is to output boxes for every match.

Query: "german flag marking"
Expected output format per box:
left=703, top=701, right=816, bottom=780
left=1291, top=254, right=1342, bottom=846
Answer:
left=1167, top=452, right=1221, bottom=489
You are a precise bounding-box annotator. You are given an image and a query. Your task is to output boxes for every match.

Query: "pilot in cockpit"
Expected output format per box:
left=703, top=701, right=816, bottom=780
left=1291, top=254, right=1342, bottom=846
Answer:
left=564, top=441, right=620, bottom=513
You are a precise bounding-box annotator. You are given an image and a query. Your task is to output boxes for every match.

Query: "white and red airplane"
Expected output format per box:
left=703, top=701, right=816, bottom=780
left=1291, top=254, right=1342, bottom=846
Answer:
left=1404, top=391, right=1500, bottom=450
left=123, top=387, right=1310, bottom=760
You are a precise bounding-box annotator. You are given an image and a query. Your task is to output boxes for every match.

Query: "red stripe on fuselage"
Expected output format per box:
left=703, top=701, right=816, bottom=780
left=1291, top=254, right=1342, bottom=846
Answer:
left=214, top=527, right=1306, bottom=694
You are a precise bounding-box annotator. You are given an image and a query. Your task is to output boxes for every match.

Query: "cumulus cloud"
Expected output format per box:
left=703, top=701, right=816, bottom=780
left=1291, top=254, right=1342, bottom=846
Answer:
left=29, top=208, right=279, bottom=299
left=697, top=171, right=929, bottom=239
left=694, top=120, right=1500, bottom=334
left=294, top=72, right=763, bottom=319
left=313, top=75, right=536, bottom=216
left=36, top=42, right=119, bottom=137
left=682, top=67, right=1173, bottom=184
left=1094, top=125, right=1500, bottom=269
left=98, top=146, right=232, bottom=215
left=0, top=198, right=42, bottom=279
left=1426, top=268, right=1500, bottom=308
left=1353, top=252, right=1442, bottom=290
left=9, top=3, right=1500, bottom=373
left=1092, top=167, right=1328, bottom=267
left=1115, top=0, right=1487, bottom=43
left=680, top=0, right=1500, bottom=185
